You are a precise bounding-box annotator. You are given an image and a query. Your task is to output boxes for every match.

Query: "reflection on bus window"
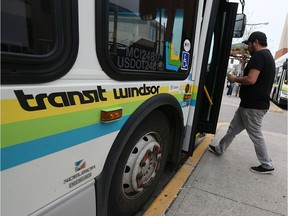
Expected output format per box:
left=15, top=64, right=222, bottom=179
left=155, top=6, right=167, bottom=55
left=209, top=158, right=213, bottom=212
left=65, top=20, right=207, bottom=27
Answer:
left=1, top=0, right=55, bottom=55
left=108, top=0, right=191, bottom=73
left=170, top=9, right=184, bottom=60
left=207, top=34, right=215, bottom=72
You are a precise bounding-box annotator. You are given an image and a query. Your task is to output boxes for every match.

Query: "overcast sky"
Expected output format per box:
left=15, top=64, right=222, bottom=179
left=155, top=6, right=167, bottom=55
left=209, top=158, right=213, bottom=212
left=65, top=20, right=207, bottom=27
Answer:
left=231, top=0, right=288, bottom=56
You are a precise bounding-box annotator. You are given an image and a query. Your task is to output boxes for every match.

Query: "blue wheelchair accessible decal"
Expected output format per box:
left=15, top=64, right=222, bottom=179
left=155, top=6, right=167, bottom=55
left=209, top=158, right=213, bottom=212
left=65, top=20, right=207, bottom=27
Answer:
left=181, top=51, right=190, bottom=70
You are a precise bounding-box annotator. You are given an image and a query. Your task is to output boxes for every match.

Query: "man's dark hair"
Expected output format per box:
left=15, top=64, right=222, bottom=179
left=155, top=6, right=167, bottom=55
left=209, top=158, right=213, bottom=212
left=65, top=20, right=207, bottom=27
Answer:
left=258, top=40, right=267, bottom=47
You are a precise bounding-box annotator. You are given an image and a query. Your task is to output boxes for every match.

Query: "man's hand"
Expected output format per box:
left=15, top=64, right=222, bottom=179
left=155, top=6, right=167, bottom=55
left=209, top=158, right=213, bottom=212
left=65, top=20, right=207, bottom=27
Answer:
left=227, top=75, right=236, bottom=83
left=227, top=69, right=260, bottom=85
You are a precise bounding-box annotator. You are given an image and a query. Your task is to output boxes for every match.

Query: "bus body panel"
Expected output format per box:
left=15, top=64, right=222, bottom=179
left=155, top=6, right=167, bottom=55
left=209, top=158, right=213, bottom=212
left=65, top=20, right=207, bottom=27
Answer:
left=30, top=180, right=97, bottom=216
left=1, top=81, right=193, bottom=215
left=182, top=0, right=212, bottom=151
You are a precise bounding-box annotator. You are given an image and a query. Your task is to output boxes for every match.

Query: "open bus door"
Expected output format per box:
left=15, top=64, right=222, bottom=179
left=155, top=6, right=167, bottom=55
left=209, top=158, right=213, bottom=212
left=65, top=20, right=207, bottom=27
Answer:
left=190, top=1, right=239, bottom=154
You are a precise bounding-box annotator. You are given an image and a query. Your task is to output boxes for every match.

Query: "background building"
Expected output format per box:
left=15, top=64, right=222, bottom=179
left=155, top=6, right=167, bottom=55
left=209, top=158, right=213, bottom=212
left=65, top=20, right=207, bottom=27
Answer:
left=275, top=14, right=288, bottom=60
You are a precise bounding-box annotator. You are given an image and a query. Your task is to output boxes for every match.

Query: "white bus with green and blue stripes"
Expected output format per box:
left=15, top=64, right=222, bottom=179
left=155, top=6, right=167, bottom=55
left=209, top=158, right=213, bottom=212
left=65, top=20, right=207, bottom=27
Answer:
left=1, top=0, right=245, bottom=215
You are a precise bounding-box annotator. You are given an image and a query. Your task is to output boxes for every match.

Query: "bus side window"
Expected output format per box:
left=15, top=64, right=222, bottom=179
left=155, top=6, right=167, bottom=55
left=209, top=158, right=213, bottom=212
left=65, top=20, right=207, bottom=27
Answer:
left=98, top=0, right=198, bottom=81
left=1, top=0, right=78, bottom=84
left=1, top=0, right=55, bottom=55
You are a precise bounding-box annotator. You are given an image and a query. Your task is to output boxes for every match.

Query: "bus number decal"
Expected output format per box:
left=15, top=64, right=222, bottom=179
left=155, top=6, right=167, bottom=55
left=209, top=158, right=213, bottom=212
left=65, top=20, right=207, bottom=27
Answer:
left=117, top=47, right=162, bottom=71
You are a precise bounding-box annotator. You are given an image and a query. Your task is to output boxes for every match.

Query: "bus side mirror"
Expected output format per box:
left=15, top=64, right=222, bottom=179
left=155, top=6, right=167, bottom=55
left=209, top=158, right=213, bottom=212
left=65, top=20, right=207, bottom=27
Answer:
left=233, top=13, right=246, bottom=38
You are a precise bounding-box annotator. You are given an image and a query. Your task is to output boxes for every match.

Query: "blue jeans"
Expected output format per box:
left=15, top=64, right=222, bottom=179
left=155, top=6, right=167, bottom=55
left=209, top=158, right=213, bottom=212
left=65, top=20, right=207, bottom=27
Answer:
left=226, top=84, right=234, bottom=96
left=215, top=107, right=273, bottom=169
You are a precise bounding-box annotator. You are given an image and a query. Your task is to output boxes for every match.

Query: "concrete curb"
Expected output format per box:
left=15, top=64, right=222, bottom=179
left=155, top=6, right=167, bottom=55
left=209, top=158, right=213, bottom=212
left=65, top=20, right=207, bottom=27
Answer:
left=269, top=102, right=283, bottom=113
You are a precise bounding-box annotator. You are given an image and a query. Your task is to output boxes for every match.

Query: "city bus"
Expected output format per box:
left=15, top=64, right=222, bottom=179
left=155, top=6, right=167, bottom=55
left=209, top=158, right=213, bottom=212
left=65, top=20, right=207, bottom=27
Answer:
left=271, top=53, right=288, bottom=106
left=1, top=0, right=245, bottom=215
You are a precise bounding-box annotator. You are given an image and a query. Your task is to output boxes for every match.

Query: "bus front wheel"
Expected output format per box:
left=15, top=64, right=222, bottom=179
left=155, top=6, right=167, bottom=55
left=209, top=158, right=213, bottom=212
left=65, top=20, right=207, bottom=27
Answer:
left=108, top=111, right=170, bottom=216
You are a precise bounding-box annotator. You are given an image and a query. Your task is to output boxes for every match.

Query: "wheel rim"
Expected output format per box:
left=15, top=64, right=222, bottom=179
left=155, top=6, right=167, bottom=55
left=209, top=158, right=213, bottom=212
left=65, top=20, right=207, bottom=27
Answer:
left=122, top=133, right=162, bottom=200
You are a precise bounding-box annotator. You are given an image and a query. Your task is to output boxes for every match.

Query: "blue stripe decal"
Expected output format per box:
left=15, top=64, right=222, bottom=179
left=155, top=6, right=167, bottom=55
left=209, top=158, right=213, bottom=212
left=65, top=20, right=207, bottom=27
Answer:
left=190, top=99, right=196, bottom=106
left=1, top=116, right=129, bottom=171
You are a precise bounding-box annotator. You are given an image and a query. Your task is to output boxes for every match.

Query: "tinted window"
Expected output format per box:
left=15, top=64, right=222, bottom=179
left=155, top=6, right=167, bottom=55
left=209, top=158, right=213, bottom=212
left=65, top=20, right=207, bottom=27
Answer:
left=1, top=0, right=78, bottom=84
left=1, top=0, right=55, bottom=55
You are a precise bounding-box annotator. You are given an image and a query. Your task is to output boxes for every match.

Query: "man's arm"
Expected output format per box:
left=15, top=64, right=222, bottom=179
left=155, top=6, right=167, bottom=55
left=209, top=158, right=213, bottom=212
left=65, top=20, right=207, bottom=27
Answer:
left=227, top=69, right=260, bottom=85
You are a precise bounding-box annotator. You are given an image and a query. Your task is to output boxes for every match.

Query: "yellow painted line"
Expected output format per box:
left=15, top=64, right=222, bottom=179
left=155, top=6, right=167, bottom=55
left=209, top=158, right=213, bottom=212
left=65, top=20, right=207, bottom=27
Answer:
left=143, top=162, right=194, bottom=216
left=189, top=134, right=213, bottom=166
left=143, top=123, right=229, bottom=216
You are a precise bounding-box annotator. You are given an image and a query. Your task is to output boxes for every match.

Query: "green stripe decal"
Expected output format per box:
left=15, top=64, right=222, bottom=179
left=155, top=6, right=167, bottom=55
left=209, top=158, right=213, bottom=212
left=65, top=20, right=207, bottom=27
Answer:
left=1, top=100, right=145, bottom=149
left=1, top=116, right=129, bottom=171
left=1, top=93, right=192, bottom=170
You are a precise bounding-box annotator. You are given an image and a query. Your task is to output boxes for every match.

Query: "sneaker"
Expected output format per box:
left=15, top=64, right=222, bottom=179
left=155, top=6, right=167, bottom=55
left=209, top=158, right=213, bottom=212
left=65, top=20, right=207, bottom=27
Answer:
left=249, top=165, right=274, bottom=174
left=208, top=145, right=222, bottom=156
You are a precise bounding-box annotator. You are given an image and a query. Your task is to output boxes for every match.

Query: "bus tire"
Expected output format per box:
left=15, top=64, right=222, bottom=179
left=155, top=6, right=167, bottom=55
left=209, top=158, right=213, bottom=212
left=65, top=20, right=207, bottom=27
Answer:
left=108, top=110, right=170, bottom=216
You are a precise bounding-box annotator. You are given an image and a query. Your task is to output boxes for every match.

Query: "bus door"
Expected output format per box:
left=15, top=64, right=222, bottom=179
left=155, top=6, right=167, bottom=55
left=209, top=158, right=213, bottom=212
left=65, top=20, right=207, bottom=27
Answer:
left=189, top=1, right=239, bottom=153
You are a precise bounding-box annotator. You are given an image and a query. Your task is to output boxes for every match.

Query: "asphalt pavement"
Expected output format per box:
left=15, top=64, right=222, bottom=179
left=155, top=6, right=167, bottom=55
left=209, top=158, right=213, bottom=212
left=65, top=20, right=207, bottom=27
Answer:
left=144, top=94, right=288, bottom=216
